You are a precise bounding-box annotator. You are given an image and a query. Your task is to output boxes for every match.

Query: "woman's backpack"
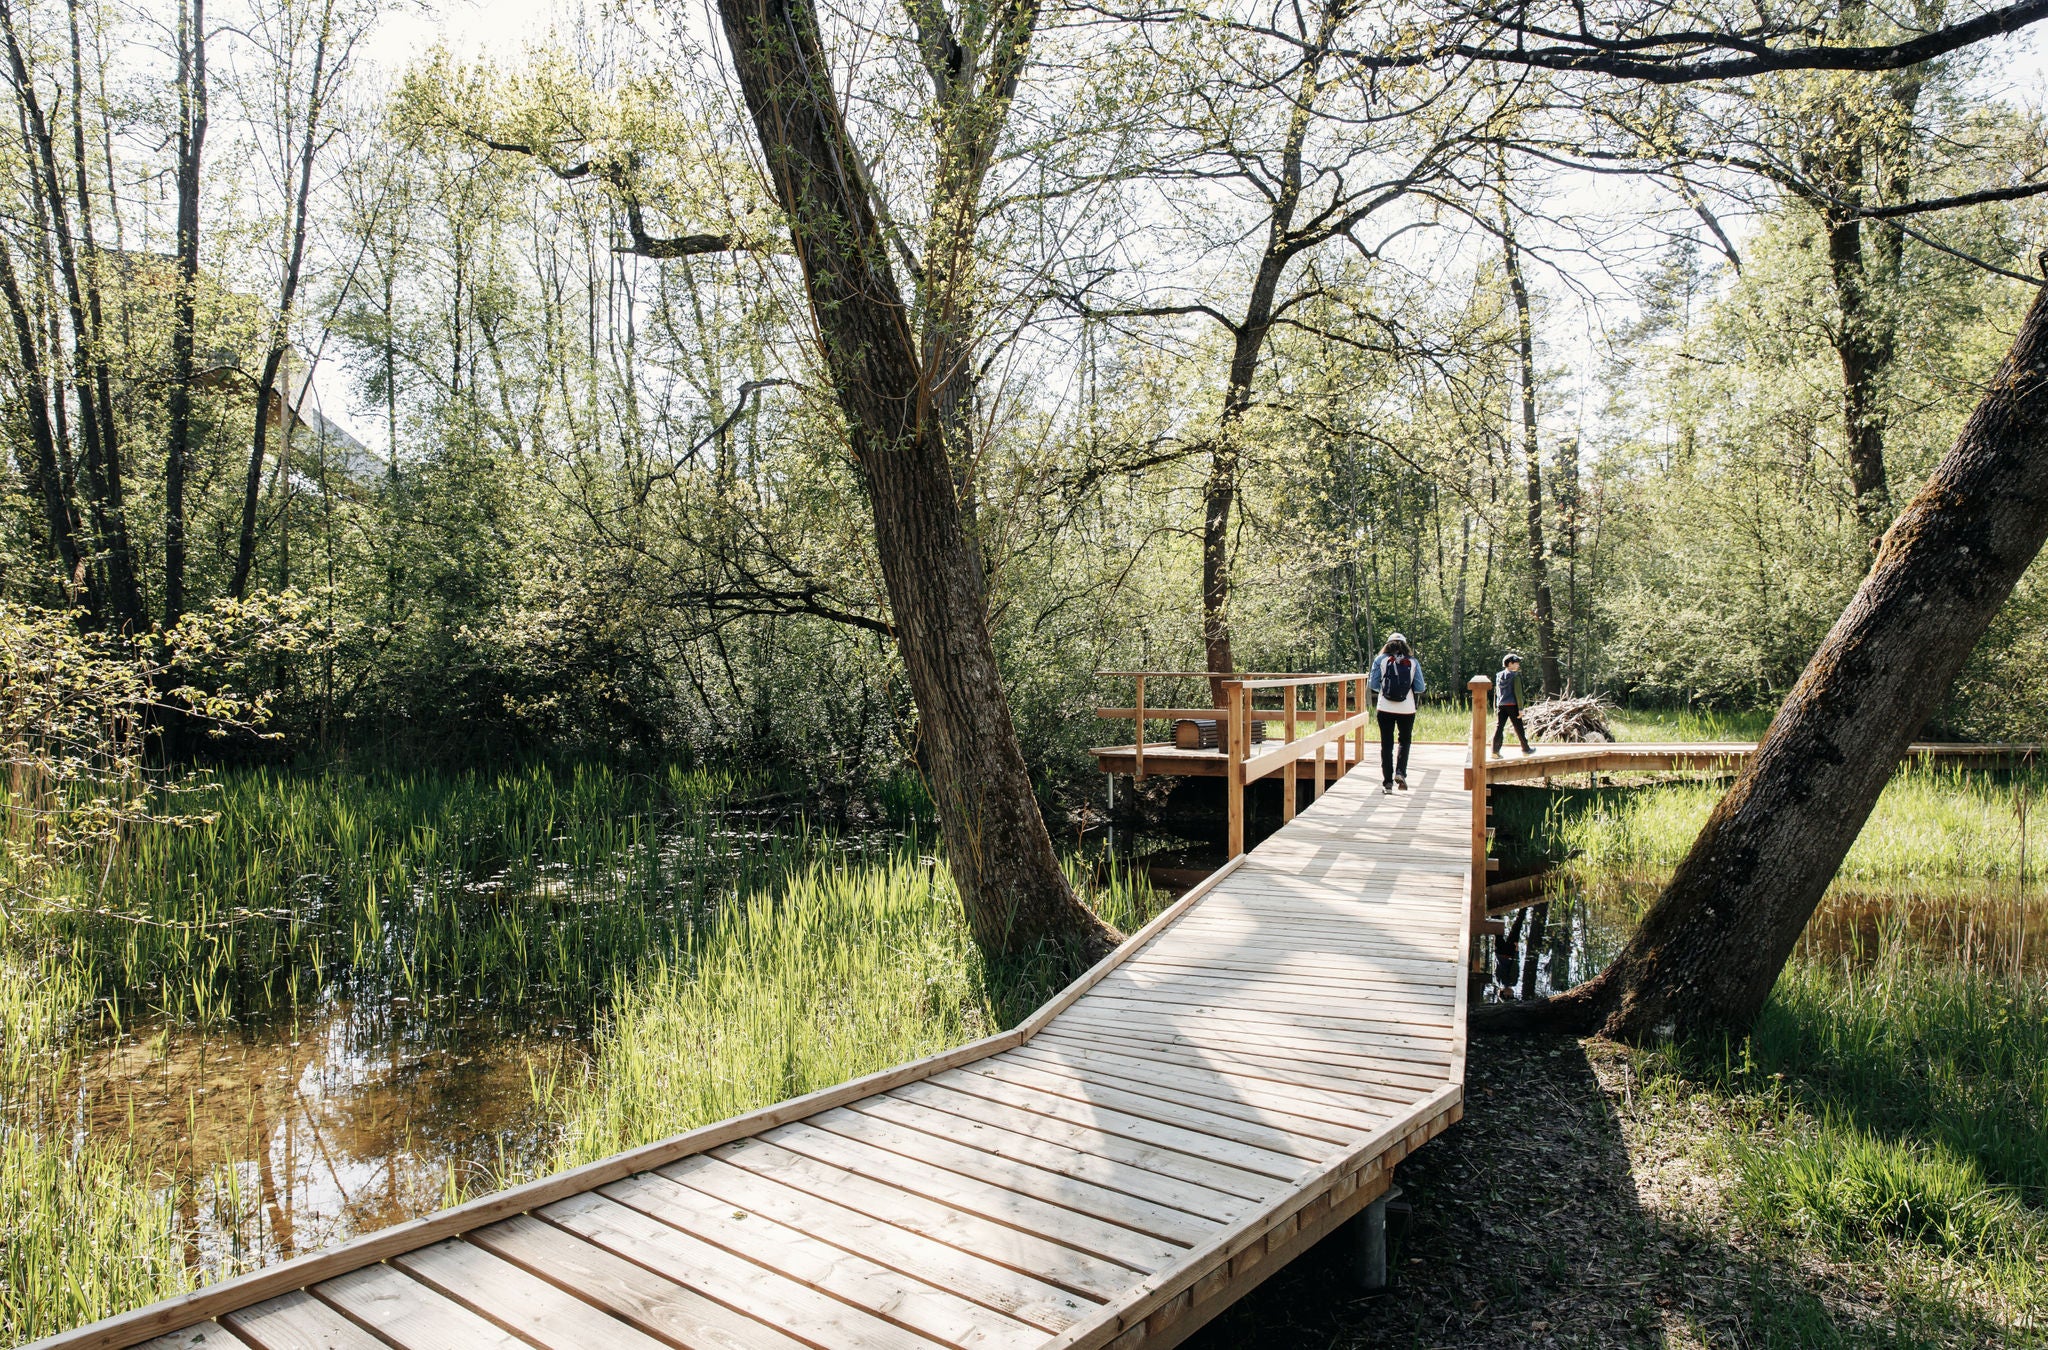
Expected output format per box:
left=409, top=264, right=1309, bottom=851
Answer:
left=1381, top=656, right=1414, bottom=702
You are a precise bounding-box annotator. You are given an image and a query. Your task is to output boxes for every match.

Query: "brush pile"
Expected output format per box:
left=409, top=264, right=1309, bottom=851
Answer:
left=1524, top=694, right=1615, bottom=743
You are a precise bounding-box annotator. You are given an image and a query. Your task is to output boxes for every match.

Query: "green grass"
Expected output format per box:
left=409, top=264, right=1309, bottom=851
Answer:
left=1626, top=958, right=2048, bottom=1337
left=0, top=757, right=1161, bottom=1343
left=546, top=851, right=1158, bottom=1168
left=1555, top=763, right=2048, bottom=886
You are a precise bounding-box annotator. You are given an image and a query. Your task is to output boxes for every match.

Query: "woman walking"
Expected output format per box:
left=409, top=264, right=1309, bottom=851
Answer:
left=1369, top=633, right=1425, bottom=793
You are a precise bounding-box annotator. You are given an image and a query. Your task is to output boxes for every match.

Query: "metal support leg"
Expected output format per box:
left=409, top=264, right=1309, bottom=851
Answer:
left=1345, top=1184, right=1401, bottom=1290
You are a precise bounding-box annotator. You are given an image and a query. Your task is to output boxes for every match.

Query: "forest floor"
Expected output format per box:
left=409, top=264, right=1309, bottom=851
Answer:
left=1185, top=1033, right=2042, bottom=1350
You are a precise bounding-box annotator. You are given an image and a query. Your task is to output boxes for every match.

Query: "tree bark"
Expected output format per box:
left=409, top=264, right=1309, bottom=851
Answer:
left=715, top=0, right=1115, bottom=961
left=231, top=10, right=332, bottom=599
left=1494, top=254, right=2048, bottom=1043
left=1502, top=216, right=1561, bottom=696
left=0, top=236, right=83, bottom=594
left=164, top=0, right=206, bottom=624
left=1826, top=206, right=1894, bottom=525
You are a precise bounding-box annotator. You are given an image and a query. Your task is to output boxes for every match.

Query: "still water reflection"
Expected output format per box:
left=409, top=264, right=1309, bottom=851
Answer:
left=71, top=996, right=585, bottom=1270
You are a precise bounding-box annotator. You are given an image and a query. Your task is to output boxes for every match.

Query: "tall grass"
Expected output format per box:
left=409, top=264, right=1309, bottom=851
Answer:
left=547, top=853, right=1160, bottom=1168
left=9, top=762, right=813, bottom=1024
left=0, top=959, right=191, bottom=1344
left=1556, top=766, right=2048, bottom=1329
left=1558, top=763, right=2048, bottom=887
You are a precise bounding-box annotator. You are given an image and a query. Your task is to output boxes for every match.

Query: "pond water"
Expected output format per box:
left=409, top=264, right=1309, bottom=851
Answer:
left=69, top=996, right=585, bottom=1270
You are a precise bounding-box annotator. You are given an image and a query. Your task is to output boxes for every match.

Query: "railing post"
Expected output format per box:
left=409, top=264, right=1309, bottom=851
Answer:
left=1469, top=675, right=1492, bottom=971
left=1314, top=681, right=1327, bottom=798
left=1283, top=683, right=1299, bottom=823
left=1134, top=674, right=1147, bottom=783
left=1226, top=680, right=1247, bottom=857
left=1354, top=677, right=1367, bottom=779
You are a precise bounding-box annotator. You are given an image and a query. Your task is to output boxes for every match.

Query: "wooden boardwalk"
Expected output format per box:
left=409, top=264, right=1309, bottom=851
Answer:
left=37, top=746, right=1472, bottom=1350
left=1480, top=739, right=2035, bottom=785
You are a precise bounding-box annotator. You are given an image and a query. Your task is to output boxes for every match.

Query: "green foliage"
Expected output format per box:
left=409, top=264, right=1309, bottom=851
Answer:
left=0, top=960, right=192, bottom=1344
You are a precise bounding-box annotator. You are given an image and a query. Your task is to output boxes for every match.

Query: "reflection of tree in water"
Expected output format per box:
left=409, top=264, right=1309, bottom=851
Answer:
left=79, top=997, right=586, bottom=1273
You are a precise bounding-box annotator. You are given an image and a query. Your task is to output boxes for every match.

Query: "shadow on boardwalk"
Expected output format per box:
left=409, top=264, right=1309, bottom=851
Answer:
left=1184, top=1033, right=2018, bottom=1349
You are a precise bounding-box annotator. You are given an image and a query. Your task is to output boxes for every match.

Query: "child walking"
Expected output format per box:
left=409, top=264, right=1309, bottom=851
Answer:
left=1493, top=652, right=1534, bottom=755
left=1369, top=634, right=1425, bottom=792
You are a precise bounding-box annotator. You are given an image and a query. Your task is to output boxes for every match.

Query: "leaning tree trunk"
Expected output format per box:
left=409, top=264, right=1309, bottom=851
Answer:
left=1516, top=255, right=2048, bottom=1044
left=716, top=0, right=1115, bottom=961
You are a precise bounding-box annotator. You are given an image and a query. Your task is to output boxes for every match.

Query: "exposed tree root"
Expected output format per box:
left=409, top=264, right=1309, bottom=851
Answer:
left=1469, top=970, right=1615, bottom=1036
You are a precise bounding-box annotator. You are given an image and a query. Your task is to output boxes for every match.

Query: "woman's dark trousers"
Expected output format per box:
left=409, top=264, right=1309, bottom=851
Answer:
left=1378, top=711, right=1415, bottom=785
left=1494, top=705, right=1532, bottom=754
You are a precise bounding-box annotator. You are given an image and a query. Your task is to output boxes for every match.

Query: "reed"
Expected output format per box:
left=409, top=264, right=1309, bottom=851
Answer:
left=0, top=959, right=192, bottom=1344
left=8, top=762, right=816, bottom=1025
left=545, top=852, right=1159, bottom=1170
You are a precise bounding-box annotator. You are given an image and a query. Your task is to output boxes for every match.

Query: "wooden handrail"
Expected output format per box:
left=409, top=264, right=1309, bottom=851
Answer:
left=1219, top=674, right=1375, bottom=856
left=1098, top=670, right=1382, bottom=856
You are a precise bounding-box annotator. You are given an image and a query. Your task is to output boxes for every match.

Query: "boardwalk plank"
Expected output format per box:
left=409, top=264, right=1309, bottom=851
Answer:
left=1005, top=1042, right=1393, bottom=1131
left=544, top=1189, right=950, bottom=1350
left=698, top=1138, right=1139, bottom=1300
left=805, top=1106, right=1224, bottom=1243
left=845, top=1096, right=1253, bottom=1223
left=517, top=1184, right=1040, bottom=1350
left=466, top=1211, right=817, bottom=1350
left=391, top=1238, right=683, bottom=1350
left=134, top=1327, right=251, bottom=1350
left=646, top=1158, right=1093, bottom=1331
left=314, top=1264, right=530, bottom=1350
left=927, top=1067, right=1315, bottom=1180
left=887, top=1081, right=1284, bottom=1202
left=1034, top=1025, right=1441, bottom=1103
left=759, top=1120, right=1187, bottom=1271
left=965, top=1054, right=1361, bottom=1149
left=222, top=1292, right=386, bottom=1350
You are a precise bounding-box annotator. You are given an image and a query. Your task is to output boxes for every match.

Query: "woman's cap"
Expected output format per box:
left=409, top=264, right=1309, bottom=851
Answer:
left=1387, top=632, right=1407, bottom=645
left=1504, top=651, right=1521, bottom=664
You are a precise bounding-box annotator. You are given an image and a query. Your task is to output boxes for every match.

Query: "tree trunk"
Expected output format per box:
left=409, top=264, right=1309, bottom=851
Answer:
left=1827, top=208, right=1893, bottom=526
left=0, top=237, right=83, bottom=594
left=164, top=0, right=206, bottom=624
left=1499, top=255, right=2048, bottom=1043
left=231, top=16, right=331, bottom=599
left=715, top=0, right=1114, bottom=961
left=1448, top=512, right=1471, bottom=683
left=1503, top=219, right=1561, bottom=696
left=0, top=0, right=146, bottom=628
left=1203, top=258, right=1287, bottom=704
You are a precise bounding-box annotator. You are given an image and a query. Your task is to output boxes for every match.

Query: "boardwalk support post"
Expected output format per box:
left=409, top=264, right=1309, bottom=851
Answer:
left=1344, top=1183, right=1402, bottom=1290
left=1469, top=675, right=1492, bottom=972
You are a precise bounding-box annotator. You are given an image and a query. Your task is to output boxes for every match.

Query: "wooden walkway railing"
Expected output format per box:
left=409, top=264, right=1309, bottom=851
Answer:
left=30, top=739, right=1475, bottom=1350
left=1093, top=671, right=1374, bottom=857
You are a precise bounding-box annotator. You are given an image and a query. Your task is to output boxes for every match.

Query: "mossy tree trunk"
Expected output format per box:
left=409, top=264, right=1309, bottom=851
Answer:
left=716, top=0, right=1116, bottom=961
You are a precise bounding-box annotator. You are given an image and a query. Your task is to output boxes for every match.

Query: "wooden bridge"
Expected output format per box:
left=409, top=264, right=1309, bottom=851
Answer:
left=33, top=675, right=2034, bottom=1350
